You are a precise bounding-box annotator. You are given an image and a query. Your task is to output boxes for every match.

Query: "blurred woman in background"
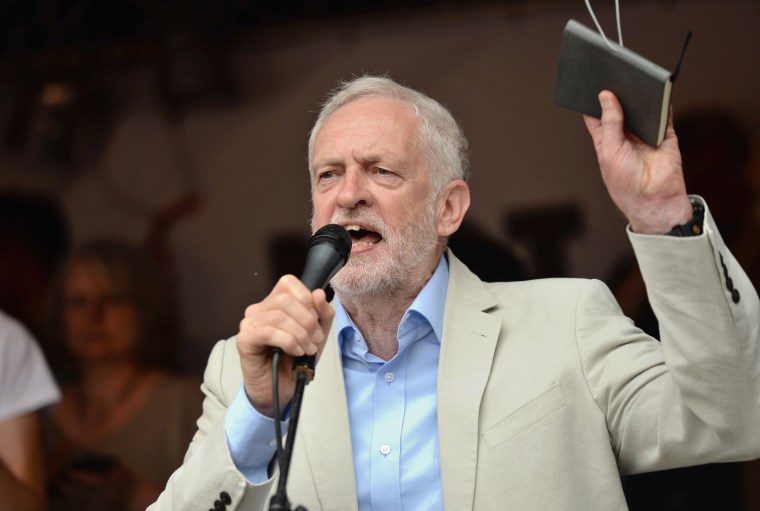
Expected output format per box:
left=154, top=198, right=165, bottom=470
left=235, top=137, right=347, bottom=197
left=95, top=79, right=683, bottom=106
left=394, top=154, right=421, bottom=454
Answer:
left=42, top=238, right=202, bottom=511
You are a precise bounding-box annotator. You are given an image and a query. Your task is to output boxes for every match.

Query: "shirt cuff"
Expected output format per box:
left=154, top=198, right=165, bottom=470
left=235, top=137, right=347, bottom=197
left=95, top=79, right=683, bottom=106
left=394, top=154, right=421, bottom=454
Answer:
left=224, top=385, right=288, bottom=483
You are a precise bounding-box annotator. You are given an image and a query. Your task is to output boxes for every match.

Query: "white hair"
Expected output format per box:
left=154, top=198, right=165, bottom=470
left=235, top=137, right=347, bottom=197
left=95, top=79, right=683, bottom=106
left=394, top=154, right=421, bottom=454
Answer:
left=307, top=75, right=470, bottom=196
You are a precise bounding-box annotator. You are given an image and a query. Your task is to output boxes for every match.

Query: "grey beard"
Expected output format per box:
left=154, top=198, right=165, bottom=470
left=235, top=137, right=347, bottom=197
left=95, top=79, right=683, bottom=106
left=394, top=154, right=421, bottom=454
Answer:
left=328, top=202, right=441, bottom=299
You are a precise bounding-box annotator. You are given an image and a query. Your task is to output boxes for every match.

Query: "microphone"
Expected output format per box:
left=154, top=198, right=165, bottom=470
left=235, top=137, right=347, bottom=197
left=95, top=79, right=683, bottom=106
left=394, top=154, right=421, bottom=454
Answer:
left=293, top=223, right=352, bottom=381
left=299, top=224, right=352, bottom=291
left=269, top=225, right=351, bottom=511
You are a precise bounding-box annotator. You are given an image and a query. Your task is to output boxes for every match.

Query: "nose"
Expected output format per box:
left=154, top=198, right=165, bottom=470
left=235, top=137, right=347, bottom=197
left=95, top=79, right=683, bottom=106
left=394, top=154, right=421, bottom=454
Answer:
left=336, top=168, right=372, bottom=209
left=85, top=297, right=107, bottom=320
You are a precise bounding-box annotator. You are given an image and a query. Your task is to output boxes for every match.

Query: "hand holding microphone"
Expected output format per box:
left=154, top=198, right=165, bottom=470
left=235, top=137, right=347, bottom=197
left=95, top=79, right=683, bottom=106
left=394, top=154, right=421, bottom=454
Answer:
left=235, top=225, right=351, bottom=418
left=292, top=224, right=352, bottom=380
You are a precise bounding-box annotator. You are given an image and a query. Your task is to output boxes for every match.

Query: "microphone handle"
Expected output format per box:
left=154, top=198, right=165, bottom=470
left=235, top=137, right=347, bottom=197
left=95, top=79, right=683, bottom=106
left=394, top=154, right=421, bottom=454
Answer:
left=293, top=354, right=316, bottom=382
left=292, top=239, right=350, bottom=383
left=292, top=264, right=317, bottom=380
left=292, top=259, right=332, bottom=383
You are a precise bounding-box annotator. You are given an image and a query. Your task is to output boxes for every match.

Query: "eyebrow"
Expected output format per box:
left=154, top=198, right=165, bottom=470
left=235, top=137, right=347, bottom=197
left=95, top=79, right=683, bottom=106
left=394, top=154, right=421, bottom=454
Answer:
left=311, top=151, right=406, bottom=172
left=310, top=146, right=409, bottom=176
left=361, top=153, right=393, bottom=166
left=312, top=157, right=345, bottom=169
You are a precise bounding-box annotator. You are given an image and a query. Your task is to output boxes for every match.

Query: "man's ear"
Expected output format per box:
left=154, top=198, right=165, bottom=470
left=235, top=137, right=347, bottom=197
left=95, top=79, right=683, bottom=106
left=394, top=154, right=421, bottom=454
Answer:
left=436, top=180, right=471, bottom=237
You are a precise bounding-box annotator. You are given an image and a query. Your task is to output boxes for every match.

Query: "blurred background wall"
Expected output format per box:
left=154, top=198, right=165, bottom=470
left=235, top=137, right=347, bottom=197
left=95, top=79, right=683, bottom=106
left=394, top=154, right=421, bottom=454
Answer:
left=0, top=0, right=758, bottom=364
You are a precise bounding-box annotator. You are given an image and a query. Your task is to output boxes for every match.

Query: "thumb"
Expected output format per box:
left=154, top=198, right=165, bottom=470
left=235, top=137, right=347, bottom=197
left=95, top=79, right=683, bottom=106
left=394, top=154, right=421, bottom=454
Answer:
left=598, top=90, right=627, bottom=150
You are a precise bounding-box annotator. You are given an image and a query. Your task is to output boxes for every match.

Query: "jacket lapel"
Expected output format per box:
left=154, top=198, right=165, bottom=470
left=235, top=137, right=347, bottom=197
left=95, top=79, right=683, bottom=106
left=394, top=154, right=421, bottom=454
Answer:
left=296, top=250, right=501, bottom=511
left=299, top=324, right=358, bottom=510
left=438, top=250, right=502, bottom=510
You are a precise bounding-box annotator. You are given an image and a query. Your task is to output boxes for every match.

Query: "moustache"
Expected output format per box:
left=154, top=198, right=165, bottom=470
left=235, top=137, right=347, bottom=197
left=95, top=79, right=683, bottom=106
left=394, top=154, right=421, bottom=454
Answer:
left=328, top=210, right=389, bottom=238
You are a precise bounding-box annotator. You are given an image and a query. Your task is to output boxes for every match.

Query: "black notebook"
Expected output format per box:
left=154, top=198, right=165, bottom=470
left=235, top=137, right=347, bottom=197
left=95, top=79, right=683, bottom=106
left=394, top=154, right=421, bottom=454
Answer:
left=552, top=20, right=677, bottom=147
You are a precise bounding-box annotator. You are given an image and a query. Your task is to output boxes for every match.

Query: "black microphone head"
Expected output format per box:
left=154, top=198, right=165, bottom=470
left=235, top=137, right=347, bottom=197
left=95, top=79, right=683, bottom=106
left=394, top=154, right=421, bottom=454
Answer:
left=310, top=224, right=352, bottom=265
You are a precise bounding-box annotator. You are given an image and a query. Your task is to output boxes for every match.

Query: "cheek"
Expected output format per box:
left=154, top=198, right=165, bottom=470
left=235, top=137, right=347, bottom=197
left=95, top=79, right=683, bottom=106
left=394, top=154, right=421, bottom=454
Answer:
left=110, top=308, right=139, bottom=336
left=398, top=199, right=429, bottom=227
left=311, top=199, right=334, bottom=226
left=102, top=309, right=141, bottom=353
left=63, top=311, right=84, bottom=338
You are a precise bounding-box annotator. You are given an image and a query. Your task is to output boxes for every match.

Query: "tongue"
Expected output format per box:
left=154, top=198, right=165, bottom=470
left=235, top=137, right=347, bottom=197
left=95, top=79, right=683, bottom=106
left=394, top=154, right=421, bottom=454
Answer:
left=352, top=230, right=382, bottom=245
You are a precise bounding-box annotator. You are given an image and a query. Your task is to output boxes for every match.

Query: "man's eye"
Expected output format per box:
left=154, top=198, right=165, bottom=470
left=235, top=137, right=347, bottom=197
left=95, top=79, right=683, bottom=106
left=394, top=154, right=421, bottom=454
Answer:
left=376, top=167, right=393, bottom=175
left=319, top=170, right=335, bottom=180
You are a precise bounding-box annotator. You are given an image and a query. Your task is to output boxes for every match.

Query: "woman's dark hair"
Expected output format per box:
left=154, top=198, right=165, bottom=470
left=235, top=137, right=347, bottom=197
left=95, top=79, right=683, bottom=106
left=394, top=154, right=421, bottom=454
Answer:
left=44, top=238, right=180, bottom=381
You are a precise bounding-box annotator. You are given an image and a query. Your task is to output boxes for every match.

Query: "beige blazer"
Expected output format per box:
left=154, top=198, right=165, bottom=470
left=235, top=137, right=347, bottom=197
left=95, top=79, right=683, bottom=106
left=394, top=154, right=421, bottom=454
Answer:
left=152, top=201, right=760, bottom=510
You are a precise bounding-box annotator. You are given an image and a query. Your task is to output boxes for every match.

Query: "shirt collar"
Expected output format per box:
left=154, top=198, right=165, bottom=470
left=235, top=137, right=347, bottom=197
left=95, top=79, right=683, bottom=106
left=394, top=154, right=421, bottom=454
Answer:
left=334, top=254, right=449, bottom=355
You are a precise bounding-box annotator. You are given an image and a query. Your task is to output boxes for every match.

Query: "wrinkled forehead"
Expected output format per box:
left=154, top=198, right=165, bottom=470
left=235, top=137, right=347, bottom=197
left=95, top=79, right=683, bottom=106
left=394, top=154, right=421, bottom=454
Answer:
left=310, top=96, right=422, bottom=168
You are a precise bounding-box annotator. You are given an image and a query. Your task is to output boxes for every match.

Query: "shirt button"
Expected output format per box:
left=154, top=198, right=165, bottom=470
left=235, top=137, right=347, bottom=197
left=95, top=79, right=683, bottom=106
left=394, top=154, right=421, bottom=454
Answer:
left=380, top=444, right=391, bottom=455
left=384, top=372, right=395, bottom=383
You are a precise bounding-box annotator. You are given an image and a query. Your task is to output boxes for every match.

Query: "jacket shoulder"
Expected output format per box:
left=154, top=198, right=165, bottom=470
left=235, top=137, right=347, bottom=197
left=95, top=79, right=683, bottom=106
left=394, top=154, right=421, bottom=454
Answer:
left=202, top=336, right=243, bottom=407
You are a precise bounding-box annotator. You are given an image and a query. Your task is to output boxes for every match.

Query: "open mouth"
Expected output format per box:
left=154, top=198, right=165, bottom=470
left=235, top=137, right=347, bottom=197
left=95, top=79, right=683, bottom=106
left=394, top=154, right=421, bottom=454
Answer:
left=344, top=224, right=382, bottom=248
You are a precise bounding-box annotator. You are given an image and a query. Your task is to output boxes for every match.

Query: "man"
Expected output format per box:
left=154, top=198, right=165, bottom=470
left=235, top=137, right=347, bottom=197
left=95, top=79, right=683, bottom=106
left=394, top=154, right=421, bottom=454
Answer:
left=151, top=76, right=760, bottom=510
left=0, top=309, right=61, bottom=511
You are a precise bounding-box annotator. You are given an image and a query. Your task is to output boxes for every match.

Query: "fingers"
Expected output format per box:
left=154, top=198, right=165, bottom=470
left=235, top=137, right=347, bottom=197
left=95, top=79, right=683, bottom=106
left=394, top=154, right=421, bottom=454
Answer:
left=239, top=275, right=327, bottom=357
left=236, top=276, right=335, bottom=416
left=56, top=465, right=134, bottom=504
left=583, top=114, right=602, bottom=152
left=55, top=468, right=110, bottom=496
left=583, top=90, right=623, bottom=155
left=240, top=275, right=336, bottom=357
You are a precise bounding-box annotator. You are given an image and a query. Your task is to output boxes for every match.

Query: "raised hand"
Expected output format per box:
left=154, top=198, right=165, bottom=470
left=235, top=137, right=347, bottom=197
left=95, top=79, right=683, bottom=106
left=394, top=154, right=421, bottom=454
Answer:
left=583, top=90, right=693, bottom=234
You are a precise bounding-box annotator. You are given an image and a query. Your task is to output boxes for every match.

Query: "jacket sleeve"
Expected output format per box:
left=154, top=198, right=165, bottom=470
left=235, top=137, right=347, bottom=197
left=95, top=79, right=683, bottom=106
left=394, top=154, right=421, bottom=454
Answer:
left=148, top=338, right=276, bottom=511
left=577, top=197, right=760, bottom=475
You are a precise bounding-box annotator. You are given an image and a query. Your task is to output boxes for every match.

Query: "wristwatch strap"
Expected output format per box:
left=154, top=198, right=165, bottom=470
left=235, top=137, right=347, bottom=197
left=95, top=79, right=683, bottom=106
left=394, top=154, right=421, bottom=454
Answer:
left=666, top=199, right=705, bottom=237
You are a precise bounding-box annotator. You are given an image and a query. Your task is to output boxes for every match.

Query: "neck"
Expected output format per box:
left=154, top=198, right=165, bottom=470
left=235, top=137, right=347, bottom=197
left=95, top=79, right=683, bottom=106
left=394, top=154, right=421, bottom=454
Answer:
left=339, top=260, right=438, bottom=361
left=77, top=360, right=143, bottom=404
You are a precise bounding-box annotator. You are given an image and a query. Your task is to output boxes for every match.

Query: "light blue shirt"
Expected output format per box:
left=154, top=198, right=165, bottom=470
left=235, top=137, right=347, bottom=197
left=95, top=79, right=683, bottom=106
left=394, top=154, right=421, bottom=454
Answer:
left=336, top=255, right=447, bottom=510
left=225, top=255, right=449, bottom=510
